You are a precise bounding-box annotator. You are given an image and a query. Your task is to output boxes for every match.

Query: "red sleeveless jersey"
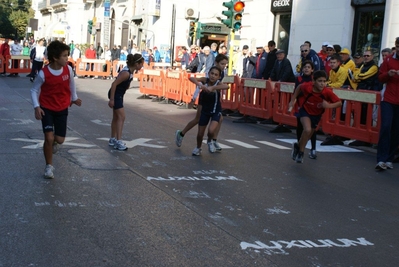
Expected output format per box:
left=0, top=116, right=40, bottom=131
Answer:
left=39, top=65, right=71, bottom=111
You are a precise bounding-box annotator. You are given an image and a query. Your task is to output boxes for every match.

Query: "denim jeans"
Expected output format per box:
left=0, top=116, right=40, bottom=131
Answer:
left=377, top=101, right=399, bottom=163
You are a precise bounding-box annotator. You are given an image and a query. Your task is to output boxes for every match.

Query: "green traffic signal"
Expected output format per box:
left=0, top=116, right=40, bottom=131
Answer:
left=221, top=0, right=234, bottom=28
left=87, top=20, right=93, bottom=34
left=196, top=22, right=203, bottom=39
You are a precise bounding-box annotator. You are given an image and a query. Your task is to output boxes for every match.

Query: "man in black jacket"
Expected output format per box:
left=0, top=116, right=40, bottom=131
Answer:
left=270, top=50, right=295, bottom=82
left=263, top=40, right=277, bottom=79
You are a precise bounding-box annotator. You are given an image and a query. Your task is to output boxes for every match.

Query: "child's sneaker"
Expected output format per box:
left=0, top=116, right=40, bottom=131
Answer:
left=175, top=130, right=183, bottom=147
left=44, top=164, right=55, bottom=179
left=214, top=141, right=222, bottom=151
left=192, top=147, right=201, bottom=156
left=375, top=162, right=387, bottom=170
left=291, top=142, right=299, bottom=160
left=295, top=152, right=304, bottom=163
left=108, top=137, right=117, bottom=146
left=385, top=162, right=393, bottom=169
left=114, top=140, right=128, bottom=151
left=309, top=149, right=317, bottom=159
left=208, top=141, right=216, bottom=153
left=52, top=142, right=59, bottom=154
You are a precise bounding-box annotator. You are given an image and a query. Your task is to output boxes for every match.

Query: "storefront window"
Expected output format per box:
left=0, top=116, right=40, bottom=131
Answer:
left=352, top=5, right=384, bottom=62
left=274, top=13, right=291, bottom=54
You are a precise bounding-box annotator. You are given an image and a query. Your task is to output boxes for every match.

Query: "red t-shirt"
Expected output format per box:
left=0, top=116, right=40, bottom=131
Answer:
left=300, top=82, right=340, bottom=115
left=39, top=65, right=71, bottom=111
left=85, top=48, right=96, bottom=59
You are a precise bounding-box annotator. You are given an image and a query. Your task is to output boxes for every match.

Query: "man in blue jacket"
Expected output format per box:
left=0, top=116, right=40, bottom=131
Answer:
left=251, top=46, right=267, bottom=79
left=300, top=43, right=324, bottom=73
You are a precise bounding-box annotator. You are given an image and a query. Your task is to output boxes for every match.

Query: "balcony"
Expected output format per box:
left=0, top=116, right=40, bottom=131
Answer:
left=50, top=0, right=67, bottom=12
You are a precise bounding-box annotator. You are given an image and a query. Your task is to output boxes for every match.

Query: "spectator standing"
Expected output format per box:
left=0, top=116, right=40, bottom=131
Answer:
left=197, top=46, right=215, bottom=74
left=179, top=46, right=190, bottom=70
left=96, top=42, right=103, bottom=59
left=29, top=38, right=46, bottom=82
left=300, top=43, right=324, bottom=73
left=69, top=40, right=75, bottom=56
left=318, top=42, right=329, bottom=62
left=252, top=46, right=267, bottom=79
left=210, top=43, right=218, bottom=57
left=263, top=40, right=277, bottom=79
left=72, top=44, right=81, bottom=62
left=323, top=44, right=336, bottom=76
left=9, top=39, right=23, bottom=76
left=153, top=46, right=161, bottom=62
left=269, top=50, right=295, bottom=82
left=22, top=41, right=30, bottom=69
left=375, top=37, right=399, bottom=170
left=102, top=45, right=112, bottom=79
left=353, top=52, right=363, bottom=69
left=242, top=45, right=255, bottom=78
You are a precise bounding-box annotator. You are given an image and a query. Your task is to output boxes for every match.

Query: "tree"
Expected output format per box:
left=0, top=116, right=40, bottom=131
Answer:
left=0, top=0, right=35, bottom=39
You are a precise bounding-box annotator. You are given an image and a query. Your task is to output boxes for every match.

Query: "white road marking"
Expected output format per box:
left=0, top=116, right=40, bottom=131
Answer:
left=224, top=139, right=259, bottom=149
left=98, top=138, right=167, bottom=148
left=256, top=141, right=291, bottom=150
left=277, top=139, right=362, bottom=152
left=201, top=140, right=233, bottom=149
left=12, top=137, right=96, bottom=149
left=91, top=119, right=111, bottom=126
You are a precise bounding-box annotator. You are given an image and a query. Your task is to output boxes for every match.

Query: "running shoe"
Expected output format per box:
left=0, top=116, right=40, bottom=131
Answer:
left=175, top=130, right=183, bottom=147
left=114, top=140, right=128, bottom=151
left=309, top=149, right=317, bottom=159
left=291, top=142, right=299, bottom=160
left=214, top=141, right=222, bottom=151
left=385, top=162, right=393, bottom=169
left=44, top=164, right=55, bottom=179
left=295, top=152, right=304, bottom=163
left=192, top=147, right=201, bottom=156
left=208, top=141, right=216, bottom=153
left=375, top=162, right=387, bottom=170
left=108, top=137, right=117, bottom=146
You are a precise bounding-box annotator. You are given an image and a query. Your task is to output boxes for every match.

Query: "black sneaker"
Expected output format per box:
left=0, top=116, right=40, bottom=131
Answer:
left=295, top=152, right=304, bottom=163
left=30, top=77, right=34, bottom=82
left=291, top=142, right=299, bottom=160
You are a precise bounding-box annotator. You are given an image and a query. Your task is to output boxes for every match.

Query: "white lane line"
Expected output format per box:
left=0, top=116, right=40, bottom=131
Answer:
left=202, top=140, right=233, bottom=149
left=225, top=140, right=259, bottom=149
left=256, top=141, right=291, bottom=150
left=277, top=139, right=362, bottom=152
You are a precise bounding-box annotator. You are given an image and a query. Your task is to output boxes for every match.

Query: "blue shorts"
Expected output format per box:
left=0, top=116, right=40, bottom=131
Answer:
left=108, top=89, right=125, bottom=110
left=40, top=107, right=68, bottom=137
left=296, top=108, right=321, bottom=129
left=199, top=111, right=222, bottom=126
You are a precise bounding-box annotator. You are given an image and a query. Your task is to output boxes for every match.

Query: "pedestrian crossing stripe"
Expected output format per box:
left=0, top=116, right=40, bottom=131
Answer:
left=277, top=139, right=362, bottom=153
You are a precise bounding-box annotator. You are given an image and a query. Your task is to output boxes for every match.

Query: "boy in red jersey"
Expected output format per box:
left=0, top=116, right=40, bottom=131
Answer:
left=288, top=70, right=341, bottom=163
left=30, top=40, right=82, bottom=179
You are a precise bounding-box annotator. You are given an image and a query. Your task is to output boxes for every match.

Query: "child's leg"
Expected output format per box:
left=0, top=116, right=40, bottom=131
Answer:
left=310, top=132, right=317, bottom=150
left=207, top=120, right=219, bottom=142
left=298, top=117, right=314, bottom=152
left=196, top=125, right=206, bottom=148
left=213, top=115, right=223, bottom=140
left=112, top=108, right=126, bottom=140
left=43, top=132, right=55, bottom=165
left=296, top=117, right=303, bottom=143
left=182, top=105, right=202, bottom=135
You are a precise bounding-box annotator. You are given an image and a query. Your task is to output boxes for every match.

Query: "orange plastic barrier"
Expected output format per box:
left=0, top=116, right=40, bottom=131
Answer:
left=163, top=70, right=182, bottom=102
left=220, top=75, right=241, bottom=111
left=111, top=60, right=126, bottom=78
left=272, top=82, right=297, bottom=127
left=75, top=58, right=111, bottom=77
left=180, top=72, right=205, bottom=104
left=320, top=88, right=381, bottom=144
left=5, top=55, right=31, bottom=74
left=0, top=55, right=4, bottom=73
left=238, top=79, right=275, bottom=119
left=139, top=69, right=164, bottom=98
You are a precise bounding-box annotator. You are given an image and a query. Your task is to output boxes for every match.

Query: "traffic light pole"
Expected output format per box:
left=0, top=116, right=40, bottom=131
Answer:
left=228, top=29, right=234, bottom=75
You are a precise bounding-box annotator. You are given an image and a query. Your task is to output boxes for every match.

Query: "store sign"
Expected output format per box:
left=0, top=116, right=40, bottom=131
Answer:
left=200, top=23, right=230, bottom=35
left=270, top=0, right=292, bottom=13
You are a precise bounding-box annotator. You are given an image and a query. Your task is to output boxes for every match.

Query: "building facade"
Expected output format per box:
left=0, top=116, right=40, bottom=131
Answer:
left=32, top=0, right=398, bottom=64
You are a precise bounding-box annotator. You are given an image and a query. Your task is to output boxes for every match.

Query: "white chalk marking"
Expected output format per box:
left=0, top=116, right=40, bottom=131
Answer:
left=277, top=139, right=362, bottom=152
left=225, top=139, right=259, bottom=148
left=12, top=137, right=96, bottom=149
left=256, top=141, right=291, bottom=150
left=98, top=137, right=166, bottom=148
left=91, top=119, right=111, bottom=126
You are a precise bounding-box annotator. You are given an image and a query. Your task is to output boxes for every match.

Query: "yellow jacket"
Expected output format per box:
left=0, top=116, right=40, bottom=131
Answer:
left=327, top=67, right=347, bottom=88
left=340, top=59, right=357, bottom=89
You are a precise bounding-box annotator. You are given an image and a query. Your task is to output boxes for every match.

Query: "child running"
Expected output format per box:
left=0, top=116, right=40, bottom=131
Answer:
left=175, top=54, right=229, bottom=150
left=108, top=53, right=144, bottom=150
left=30, top=40, right=82, bottom=179
left=189, top=66, right=229, bottom=156
left=293, top=60, right=318, bottom=159
left=288, top=70, right=342, bottom=163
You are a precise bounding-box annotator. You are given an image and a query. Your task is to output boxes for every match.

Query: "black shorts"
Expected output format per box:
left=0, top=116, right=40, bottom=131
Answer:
left=40, top=107, right=68, bottom=137
left=108, top=89, right=125, bottom=110
left=199, top=111, right=222, bottom=126
left=296, top=108, right=321, bottom=129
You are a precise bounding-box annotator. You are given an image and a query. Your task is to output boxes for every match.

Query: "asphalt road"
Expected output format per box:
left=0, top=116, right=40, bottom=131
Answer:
left=1, top=75, right=398, bottom=267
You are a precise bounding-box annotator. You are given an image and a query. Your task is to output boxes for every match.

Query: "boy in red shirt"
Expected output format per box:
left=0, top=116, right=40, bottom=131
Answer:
left=288, top=70, right=342, bottom=163
left=30, top=41, right=82, bottom=179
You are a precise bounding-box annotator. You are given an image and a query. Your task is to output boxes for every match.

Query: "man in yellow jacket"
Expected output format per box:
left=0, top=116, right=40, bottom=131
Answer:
left=327, top=54, right=346, bottom=88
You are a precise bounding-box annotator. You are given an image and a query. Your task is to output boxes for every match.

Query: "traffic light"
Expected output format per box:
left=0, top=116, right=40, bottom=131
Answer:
left=196, top=22, right=203, bottom=39
left=189, top=20, right=196, bottom=40
left=232, top=1, right=245, bottom=30
left=87, top=20, right=93, bottom=34
left=221, top=0, right=234, bottom=28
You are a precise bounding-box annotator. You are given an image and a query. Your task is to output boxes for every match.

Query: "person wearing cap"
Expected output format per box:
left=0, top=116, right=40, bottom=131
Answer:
left=251, top=46, right=267, bottom=79
left=323, top=44, right=336, bottom=76
left=353, top=52, right=363, bottom=69
left=270, top=49, right=295, bottom=82
left=375, top=37, right=399, bottom=170
left=339, top=47, right=357, bottom=89
left=263, top=40, right=278, bottom=80
left=318, top=42, right=329, bottom=62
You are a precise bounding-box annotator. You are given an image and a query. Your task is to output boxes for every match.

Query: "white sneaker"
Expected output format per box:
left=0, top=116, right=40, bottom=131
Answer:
left=208, top=141, right=216, bottom=153
left=108, top=137, right=117, bottom=146
left=214, top=141, right=222, bottom=151
left=175, top=130, right=183, bottom=147
left=52, top=142, right=59, bottom=154
left=44, top=164, right=55, bottom=179
left=192, top=147, right=201, bottom=156
left=308, top=149, right=317, bottom=159
left=114, top=140, right=128, bottom=151
left=385, top=162, right=393, bottom=169
left=375, top=162, right=387, bottom=170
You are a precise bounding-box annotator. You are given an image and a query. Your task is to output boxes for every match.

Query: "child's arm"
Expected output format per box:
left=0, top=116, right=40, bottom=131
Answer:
left=68, top=66, right=81, bottom=106
left=30, top=71, right=46, bottom=120
left=322, top=100, right=342, bottom=109
left=207, top=83, right=229, bottom=91
left=189, top=76, right=207, bottom=88
left=288, top=84, right=301, bottom=111
left=322, top=91, right=342, bottom=109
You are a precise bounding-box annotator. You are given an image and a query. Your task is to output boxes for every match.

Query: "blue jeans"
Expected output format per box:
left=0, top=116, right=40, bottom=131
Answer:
left=377, top=101, right=399, bottom=163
